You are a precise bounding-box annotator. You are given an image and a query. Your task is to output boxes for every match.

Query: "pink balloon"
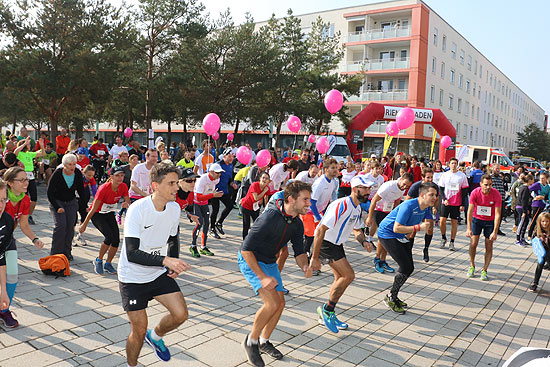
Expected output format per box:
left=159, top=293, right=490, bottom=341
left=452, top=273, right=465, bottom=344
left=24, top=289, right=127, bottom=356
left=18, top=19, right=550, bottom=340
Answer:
left=316, top=137, right=330, bottom=154
left=212, top=131, right=219, bottom=141
left=123, top=127, right=133, bottom=137
left=256, top=149, right=271, bottom=168
left=236, top=146, right=252, bottom=165
left=287, top=115, right=301, bottom=133
left=385, top=122, right=399, bottom=137
left=202, top=113, right=221, bottom=136
left=395, top=107, right=415, bottom=130
left=324, top=89, right=344, bottom=114
left=308, top=134, right=316, bottom=143
left=227, top=133, right=234, bottom=141
left=441, top=135, right=452, bottom=149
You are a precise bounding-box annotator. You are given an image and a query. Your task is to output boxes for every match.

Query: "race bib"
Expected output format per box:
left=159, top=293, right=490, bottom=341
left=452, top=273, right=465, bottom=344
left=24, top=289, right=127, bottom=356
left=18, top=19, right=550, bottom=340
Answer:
left=476, top=206, right=491, bottom=217
left=42, top=159, right=50, bottom=165
left=99, top=203, right=118, bottom=214
left=450, top=182, right=459, bottom=191
left=147, top=247, right=166, bottom=256
left=98, top=150, right=105, bottom=155
left=140, top=186, right=151, bottom=194
left=253, top=201, right=260, bottom=211
left=383, top=201, right=394, bottom=212
left=26, top=171, right=35, bottom=180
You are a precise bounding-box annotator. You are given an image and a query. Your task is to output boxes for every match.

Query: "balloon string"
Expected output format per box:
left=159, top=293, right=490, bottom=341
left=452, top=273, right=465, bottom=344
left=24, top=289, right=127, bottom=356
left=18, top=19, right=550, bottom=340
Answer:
left=393, top=135, right=400, bottom=179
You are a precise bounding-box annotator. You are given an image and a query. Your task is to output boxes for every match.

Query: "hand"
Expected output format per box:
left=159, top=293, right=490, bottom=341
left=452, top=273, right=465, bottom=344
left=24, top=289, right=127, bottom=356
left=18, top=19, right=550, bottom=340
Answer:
left=443, top=200, right=449, bottom=206
left=260, top=276, right=278, bottom=290
left=309, top=257, right=322, bottom=271
left=466, top=229, right=472, bottom=238
left=57, top=208, right=65, bottom=214
left=213, top=191, right=224, bottom=198
left=231, top=182, right=238, bottom=190
left=78, top=224, right=86, bottom=234
left=460, top=206, right=465, bottom=212
left=122, top=202, right=129, bottom=209
left=188, top=214, right=199, bottom=224
left=362, top=241, right=373, bottom=252
left=303, top=265, right=312, bottom=278
left=489, top=231, right=498, bottom=241
left=33, top=239, right=44, bottom=250
left=163, top=257, right=191, bottom=276
left=0, top=292, right=9, bottom=311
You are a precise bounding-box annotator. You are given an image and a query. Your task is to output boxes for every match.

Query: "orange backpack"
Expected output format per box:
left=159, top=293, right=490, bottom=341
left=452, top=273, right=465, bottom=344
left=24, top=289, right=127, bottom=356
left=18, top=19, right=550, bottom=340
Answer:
left=39, top=254, right=71, bottom=277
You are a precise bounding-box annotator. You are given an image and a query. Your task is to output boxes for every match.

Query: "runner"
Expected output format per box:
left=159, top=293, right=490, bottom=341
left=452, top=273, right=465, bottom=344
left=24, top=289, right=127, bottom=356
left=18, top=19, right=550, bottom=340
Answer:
left=269, top=160, right=299, bottom=192
left=14, top=136, right=45, bottom=225
left=438, top=157, right=469, bottom=251
left=366, top=173, right=414, bottom=273
left=37, top=142, right=58, bottom=184
left=241, top=172, right=271, bottom=239
left=528, top=213, right=550, bottom=292
left=79, top=166, right=130, bottom=275
left=516, top=174, right=534, bottom=247
left=466, top=174, right=502, bottom=281
left=193, top=140, right=215, bottom=175
left=337, top=162, right=356, bottom=198
left=0, top=180, right=14, bottom=322
left=377, top=182, right=438, bottom=314
left=528, top=171, right=549, bottom=240
left=129, top=149, right=158, bottom=202
left=490, top=165, right=507, bottom=236
left=239, top=181, right=312, bottom=367
left=175, top=168, right=199, bottom=223
left=295, top=164, right=319, bottom=185
left=190, top=163, right=224, bottom=258
left=310, top=176, right=374, bottom=333
left=109, top=135, right=128, bottom=162
left=118, top=162, right=191, bottom=366
left=210, top=149, right=237, bottom=239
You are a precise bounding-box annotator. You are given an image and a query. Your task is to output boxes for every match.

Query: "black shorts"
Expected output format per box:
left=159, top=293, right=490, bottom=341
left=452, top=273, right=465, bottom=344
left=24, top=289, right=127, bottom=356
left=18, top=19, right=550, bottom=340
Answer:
left=375, top=210, right=389, bottom=226
left=319, top=240, right=346, bottom=264
left=441, top=205, right=460, bottom=219
left=471, top=217, right=494, bottom=238
left=27, top=178, right=37, bottom=202
left=119, top=272, right=181, bottom=312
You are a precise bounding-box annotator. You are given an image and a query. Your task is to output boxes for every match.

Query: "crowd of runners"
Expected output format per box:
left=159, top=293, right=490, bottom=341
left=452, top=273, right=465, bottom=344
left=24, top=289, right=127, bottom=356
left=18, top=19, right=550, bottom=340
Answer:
left=0, top=129, right=548, bottom=367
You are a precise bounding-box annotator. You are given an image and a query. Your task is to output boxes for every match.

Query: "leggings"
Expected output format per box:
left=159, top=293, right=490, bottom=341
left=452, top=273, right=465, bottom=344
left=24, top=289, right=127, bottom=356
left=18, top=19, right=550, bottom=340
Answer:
left=3, top=239, right=17, bottom=311
left=210, top=193, right=234, bottom=228
left=242, top=207, right=259, bottom=239
left=533, top=246, right=550, bottom=286
left=528, top=207, right=543, bottom=238
left=27, top=178, right=37, bottom=202
left=192, top=204, right=209, bottom=247
left=379, top=237, right=414, bottom=301
left=91, top=212, right=120, bottom=247
left=516, top=208, right=530, bottom=241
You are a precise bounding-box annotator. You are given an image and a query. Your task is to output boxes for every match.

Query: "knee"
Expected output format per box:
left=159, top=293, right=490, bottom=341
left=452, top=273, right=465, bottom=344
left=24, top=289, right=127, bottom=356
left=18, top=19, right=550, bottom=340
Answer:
left=173, top=308, right=188, bottom=325
left=344, top=270, right=355, bottom=284
left=403, top=264, right=414, bottom=277
left=130, top=323, right=148, bottom=340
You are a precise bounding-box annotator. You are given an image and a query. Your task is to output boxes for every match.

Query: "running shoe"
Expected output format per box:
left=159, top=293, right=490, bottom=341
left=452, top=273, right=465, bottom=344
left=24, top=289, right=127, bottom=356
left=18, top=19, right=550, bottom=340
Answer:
left=66, top=254, right=74, bottom=261
left=94, top=258, right=104, bottom=275
left=259, top=341, right=283, bottom=360
left=373, top=257, right=380, bottom=266
left=242, top=335, right=265, bottom=367
left=215, top=223, right=225, bottom=235
left=312, top=270, right=321, bottom=276
left=528, top=283, right=538, bottom=293
left=75, top=232, right=87, bottom=246
left=384, top=295, right=405, bottom=314
left=440, top=238, right=447, bottom=249
left=525, top=238, right=532, bottom=245
left=103, top=262, right=117, bottom=275
left=317, top=310, right=348, bottom=330
left=199, top=247, right=214, bottom=256
left=480, top=270, right=488, bottom=281
left=28, top=216, right=35, bottom=225
left=423, top=248, right=429, bottom=262
left=316, top=306, right=339, bottom=333
left=0, top=310, right=19, bottom=328
left=515, top=240, right=526, bottom=247
left=375, top=259, right=385, bottom=273
left=210, top=229, right=221, bottom=239
left=189, top=246, right=200, bottom=258
left=282, top=287, right=290, bottom=295
left=381, top=261, right=395, bottom=273
left=396, top=298, right=408, bottom=309
left=467, top=266, right=475, bottom=278
left=237, top=212, right=243, bottom=219
left=145, top=329, right=171, bottom=362
left=522, top=239, right=531, bottom=247
left=497, top=230, right=506, bottom=236
left=116, top=214, right=122, bottom=225
left=449, top=242, right=455, bottom=251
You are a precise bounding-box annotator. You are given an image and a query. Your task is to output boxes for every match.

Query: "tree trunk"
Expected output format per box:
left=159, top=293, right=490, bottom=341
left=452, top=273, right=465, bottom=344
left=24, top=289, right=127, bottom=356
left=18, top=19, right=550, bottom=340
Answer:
left=233, top=117, right=240, bottom=144
left=12, top=112, right=17, bottom=135
left=274, top=119, right=283, bottom=149
left=183, top=116, right=188, bottom=146
left=75, top=122, right=83, bottom=139
left=167, top=119, right=172, bottom=148
left=49, top=116, right=58, bottom=150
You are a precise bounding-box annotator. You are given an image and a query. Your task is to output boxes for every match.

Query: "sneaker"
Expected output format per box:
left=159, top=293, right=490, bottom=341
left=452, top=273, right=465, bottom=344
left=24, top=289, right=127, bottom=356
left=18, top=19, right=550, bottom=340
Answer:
left=373, top=257, right=380, bottom=266
left=237, top=212, right=243, bottom=219
left=312, top=270, right=321, bottom=276
left=116, top=214, right=122, bottom=225
left=199, top=247, right=214, bottom=256
left=440, top=238, right=447, bottom=249
left=0, top=310, right=19, bottom=328
left=78, top=233, right=87, bottom=246
left=396, top=298, right=408, bottom=309
left=94, top=258, right=104, bottom=275
left=103, top=262, right=117, bottom=275
left=215, top=223, right=225, bottom=235
left=66, top=254, right=74, bottom=261
left=375, top=260, right=385, bottom=273
left=480, top=270, right=488, bottom=281
left=189, top=246, right=200, bottom=258
left=259, top=341, right=283, bottom=360
left=515, top=240, right=526, bottom=247
left=145, top=329, right=171, bottom=362
left=282, top=287, right=290, bottom=295
left=210, top=229, right=221, bottom=239
left=333, top=314, right=349, bottom=330
left=381, top=261, right=395, bottom=273
left=242, top=335, right=265, bottom=367
left=449, top=242, right=455, bottom=251
left=384, top=295, right=405, bottom=314
left=521, top=239, right=531, bottom=247
left=423, top=248, right=429, bottom=262
left=28, top=216, right=35, bottom=225
left=512, top=225, right=518, bottom=232
left=467, top=266, right=475, bottom=278
left=316, top=306, right=339, bottom=333
left=497, top=230, right=506, bottom=236
left=528, top=283, right=538, bottom=293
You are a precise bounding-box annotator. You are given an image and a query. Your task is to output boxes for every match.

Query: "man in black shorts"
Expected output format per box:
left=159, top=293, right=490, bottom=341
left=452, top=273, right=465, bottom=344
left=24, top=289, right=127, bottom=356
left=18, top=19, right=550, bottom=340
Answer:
left=118, top=162, right=191, bottom=366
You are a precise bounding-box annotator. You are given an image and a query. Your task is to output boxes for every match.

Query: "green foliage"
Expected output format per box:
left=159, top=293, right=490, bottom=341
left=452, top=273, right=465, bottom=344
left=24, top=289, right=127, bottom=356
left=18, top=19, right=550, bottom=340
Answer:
left=516, top=122, right=550, bottom=161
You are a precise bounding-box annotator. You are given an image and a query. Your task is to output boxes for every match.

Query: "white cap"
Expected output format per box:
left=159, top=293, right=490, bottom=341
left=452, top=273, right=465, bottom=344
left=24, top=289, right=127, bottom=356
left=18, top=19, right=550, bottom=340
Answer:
left=371, top=153, right=377, bottom=158
left=209, top=163, right=224, bottom=173
left=351, top=176, right=375, bottom=188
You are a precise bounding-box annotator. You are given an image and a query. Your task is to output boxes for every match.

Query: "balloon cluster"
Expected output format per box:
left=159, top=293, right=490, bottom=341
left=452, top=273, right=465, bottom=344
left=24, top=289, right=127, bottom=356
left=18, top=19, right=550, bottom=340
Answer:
left=385, top=107, right=415, bottom=137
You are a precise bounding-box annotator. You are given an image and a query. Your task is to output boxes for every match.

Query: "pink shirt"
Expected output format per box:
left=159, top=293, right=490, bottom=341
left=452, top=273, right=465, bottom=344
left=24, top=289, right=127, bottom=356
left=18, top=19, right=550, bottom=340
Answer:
left=469, top=187, right=502, bottom=221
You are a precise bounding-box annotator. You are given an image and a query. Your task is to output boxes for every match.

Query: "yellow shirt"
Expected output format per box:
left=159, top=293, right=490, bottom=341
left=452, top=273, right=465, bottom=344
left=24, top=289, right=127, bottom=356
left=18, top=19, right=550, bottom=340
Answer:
left=234, top=167, right=251, bottom=182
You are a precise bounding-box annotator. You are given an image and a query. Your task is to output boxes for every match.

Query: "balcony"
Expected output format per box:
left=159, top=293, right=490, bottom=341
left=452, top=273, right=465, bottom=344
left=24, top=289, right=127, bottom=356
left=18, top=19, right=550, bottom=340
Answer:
left=345, top=26, right=411, bottom=43
left=342, top=57, right=410, bottom=72
left=348, top=89, right=408, bottom=102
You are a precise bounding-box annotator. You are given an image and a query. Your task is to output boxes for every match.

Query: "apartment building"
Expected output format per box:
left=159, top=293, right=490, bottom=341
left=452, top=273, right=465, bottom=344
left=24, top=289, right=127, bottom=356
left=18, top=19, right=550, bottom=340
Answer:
left=283, top=0, right=545, bottom=156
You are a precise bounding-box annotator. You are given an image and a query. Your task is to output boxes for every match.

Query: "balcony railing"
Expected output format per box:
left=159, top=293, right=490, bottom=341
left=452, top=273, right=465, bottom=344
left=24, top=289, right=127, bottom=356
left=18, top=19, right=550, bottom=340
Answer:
left=348, top=89, right=408, bottom=102
left=342, top=57, right=410, bottom=72
left=345, top=26, right=411, bottom=43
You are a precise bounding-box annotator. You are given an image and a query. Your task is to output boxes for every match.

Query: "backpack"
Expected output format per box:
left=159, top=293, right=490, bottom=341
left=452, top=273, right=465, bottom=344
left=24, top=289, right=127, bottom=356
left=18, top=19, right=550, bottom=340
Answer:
left=39, top=254, right=71, bottom=277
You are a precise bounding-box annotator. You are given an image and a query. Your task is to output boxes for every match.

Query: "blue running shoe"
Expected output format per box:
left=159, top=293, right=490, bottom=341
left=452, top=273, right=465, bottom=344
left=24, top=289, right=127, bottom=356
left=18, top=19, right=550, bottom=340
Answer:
left=103, top=262, right=117, bottom=275
left=145, top=329, right=171, bottom=362
left=381, top=261, right=395, bottom=273
left=317, top=306, right=339, bottom=333
left=333, top=314, right=348, bottom=330
left=373, top=257, right=380, bottom=266
left=375, top=260, right=384, bottom=273
left=93, top=258, right=104, bottom=275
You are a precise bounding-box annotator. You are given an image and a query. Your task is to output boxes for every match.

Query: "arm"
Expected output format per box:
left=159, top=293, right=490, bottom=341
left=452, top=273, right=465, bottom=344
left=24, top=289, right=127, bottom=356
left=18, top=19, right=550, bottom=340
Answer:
left=47, top=171, right=61, bottom=211
left=310, top=223, right=328, bottom=269
left=125, top=237, right=190, bottom=275
left=490, top=206, right=502, bottom=241
left=35, top=139, right=45, bottom=158
left=79, top=199, right=102, bottom=232
left=466, top=204, right=475, bottom=237
left=0, top=264, right=8, bottom=310
left=393, top=221, right=429, bottom=234
left=19, top=215, right=43, bottom=249
left=353, top=228, right=373, bottom=252
left=14, top=139, right=28, bottom=155
left=252, top=186, right=269, bottom=201
left=310, top=199, right=322, bottom=221
left=130, top=180, right=149, bottom=197
left=91, top=184, right=98, bottom=197
left=367, top=194, right=382, bottom=225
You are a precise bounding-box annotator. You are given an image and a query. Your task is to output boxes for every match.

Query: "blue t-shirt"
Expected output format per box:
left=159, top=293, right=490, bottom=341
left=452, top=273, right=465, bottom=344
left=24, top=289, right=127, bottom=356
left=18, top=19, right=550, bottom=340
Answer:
left=470, top=169, right=483, bottom=184
left=377, top=199, right=433, bottom=239
left=62, top=172, right=75, bottom=188
left=215, top=161, right=234, bottom=194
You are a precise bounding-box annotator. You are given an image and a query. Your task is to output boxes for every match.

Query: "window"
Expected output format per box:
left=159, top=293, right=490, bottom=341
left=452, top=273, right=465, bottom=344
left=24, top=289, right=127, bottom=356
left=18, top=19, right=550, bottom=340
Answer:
left=457, top=98, right=462, bottom=113
left=465, top=101, right=469, bottom=116
left=433, top=27, right=438, bottom=46
left=400, top=50, right=407, bottom=61
left=473, top=82, right=476, bottom=96
left=432, top=57, right=437, bottom=73
left=439, top=89, right=444, bottom=106
left=441, top=62, right=445, bottom=79
left=479, top=65, right=483, bottom=79
left=459, top=49, right=465, bottom=64
left=458, top=74, right=463, bottom=89
left=477, top=107, right=480, bottom=120
left=380, top=51, right=395, bottom=60
left=476, top=127, right=479, bottom=140
left=378, top=80, right=393, bottom=91
left=449, top=94, right=454, bottom=109
left=463, top=123, right=468, bottom=138
left=471, top=104, right=475, bottom=119
left=430, top=85, right=435, bottom=103
left=470, top=126, right=473, bottom=140
left=450, top=69, right=455, bottom=84
left=398, top=80, right=406, bottom=90
left=442, top=35, right=447, bottom=51
left=466, top=80, right=471, bottom=93
left=474, top=60, right=478, bottom=75
left=451, top=43, right=457, bottom=59
left=467, top=55, right=472, bottom=70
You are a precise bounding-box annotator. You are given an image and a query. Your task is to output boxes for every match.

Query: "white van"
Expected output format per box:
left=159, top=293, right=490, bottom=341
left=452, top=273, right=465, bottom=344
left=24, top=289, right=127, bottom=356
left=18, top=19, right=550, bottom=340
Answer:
left=326, top=136, right=351, bottom=163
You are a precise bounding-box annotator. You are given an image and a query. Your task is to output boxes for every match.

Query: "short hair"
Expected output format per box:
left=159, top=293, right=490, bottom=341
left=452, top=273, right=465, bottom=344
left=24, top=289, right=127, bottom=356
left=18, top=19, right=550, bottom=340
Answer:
left=150, top=162, right=179, bottom=184
left=46, top=142, right=54, bottom=149
left=3, top=152, right=17, bottom=165
left=284, top=180, right=312, bottom=203
left=83, top=164, right=96, bottom=173
left=419, top=182, right=438, bottom=195
left=145, top=148, right=158, bottom=158
left=400, top=172, right=414, bottom=183
left=480, top=174, right=492, bottom=182
left=308, top=163, right=318, bottom=169
left=448, top=157, right=458, bottom=164
left=98, top=137, right=104, bottom=143
left=62, top=153, right=77, bottom=165
left=129, top=154, right=139, bottom=160
left=524, top=174, right=534, bottom=183
left=473, top=161, right=480, bottom=168
left=540, top=171, right=549, bottom=178
left=372, top=162, right=382, bottom=168
left=421, top=167, right=434, bottom=176
left=286, top=159, right=299, bottom=171
left=324, top=158, right=338, bottom=167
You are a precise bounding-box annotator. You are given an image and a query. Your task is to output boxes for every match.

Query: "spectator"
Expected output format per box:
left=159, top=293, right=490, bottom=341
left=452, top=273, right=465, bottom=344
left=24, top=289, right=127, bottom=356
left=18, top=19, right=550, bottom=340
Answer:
left=55, top=128, right=71, bottom=157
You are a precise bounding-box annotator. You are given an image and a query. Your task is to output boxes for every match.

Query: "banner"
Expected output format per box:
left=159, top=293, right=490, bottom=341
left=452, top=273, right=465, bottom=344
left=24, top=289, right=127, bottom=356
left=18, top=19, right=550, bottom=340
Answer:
left=382, top=133, right=393, bottom=157
left=383, top=106, right=434, bottom=122
left=430, top=129, right=437, bottom=160
left=457, top=145, right=469, bottom=162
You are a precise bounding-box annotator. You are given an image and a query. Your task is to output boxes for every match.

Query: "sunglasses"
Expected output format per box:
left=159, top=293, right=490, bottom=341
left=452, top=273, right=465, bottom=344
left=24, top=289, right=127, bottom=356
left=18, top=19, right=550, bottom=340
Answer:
left=183, top=179, right=196, bottom=183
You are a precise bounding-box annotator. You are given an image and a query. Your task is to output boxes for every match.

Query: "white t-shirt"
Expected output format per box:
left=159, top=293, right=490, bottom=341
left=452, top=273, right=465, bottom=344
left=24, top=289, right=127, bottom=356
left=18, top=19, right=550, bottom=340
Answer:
left=129, top=163, right=152, bottom=199
left=109, top=145, right=128, bottom=160
left=365, top=173, right=385, bottom=200
left=439, top=170, right=469, bottom=206
left=118, top=196, right=180, bottom=284
left=269, top=163, right=289, bottom=191
left=321, top=196, right=363, bottom=245
left=296, top=171, right=317, bottom=185
left=375, top=180, right=405, bottom=213
left=194, top=173, right=220, bottom=205
left=309, top=175, right=339, bottom=216
left=340, top=169, right=357, bottom=185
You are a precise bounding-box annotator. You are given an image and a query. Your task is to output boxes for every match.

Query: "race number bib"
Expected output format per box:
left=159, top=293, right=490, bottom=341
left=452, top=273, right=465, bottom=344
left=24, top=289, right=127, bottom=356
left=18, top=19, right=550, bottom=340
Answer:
left=97, top=150, right=105, bottom=156
left=253, top=201, right=260, bottom=211
left=26, top=171, right=35, bottom=180
left=383, top=201, right=394, bottom=212
left=99, top=203, right=118, bottom=214
left=42, top=159, right=50, bottom=165
left=148, top=247, right=165, bottom=256
left=476, top=206, right=491, bottom=217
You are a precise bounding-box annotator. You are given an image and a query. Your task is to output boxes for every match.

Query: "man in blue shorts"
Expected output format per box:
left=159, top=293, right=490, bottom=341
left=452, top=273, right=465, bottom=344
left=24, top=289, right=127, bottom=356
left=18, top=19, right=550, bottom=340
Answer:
left=377, top=182, right=439, bottom=314
left=239, top=181, right=313, bottom=367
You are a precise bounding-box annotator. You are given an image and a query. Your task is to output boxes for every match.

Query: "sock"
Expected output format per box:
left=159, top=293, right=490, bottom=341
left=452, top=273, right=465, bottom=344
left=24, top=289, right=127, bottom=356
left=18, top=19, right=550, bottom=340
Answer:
left=442, top=234, right=447, bottom=241
left=450, top=238, right=455, bottom=244
left=128, top=364, right=136, bottom=367
left=424, top=234, right=433, bottom=248
left=259, top=336, right=269, bottom=345
left=150, top=328, right=162, bottom=341
left=247, top=335, right=258, bottom=346
left=324, top=300, right=336, bottom=313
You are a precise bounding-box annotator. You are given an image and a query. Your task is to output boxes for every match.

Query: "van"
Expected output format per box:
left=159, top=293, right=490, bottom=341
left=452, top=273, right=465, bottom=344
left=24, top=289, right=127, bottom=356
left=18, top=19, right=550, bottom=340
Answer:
left=456, top=144, right=515, bottom=182
left=326, top=136, right=351, bottom=163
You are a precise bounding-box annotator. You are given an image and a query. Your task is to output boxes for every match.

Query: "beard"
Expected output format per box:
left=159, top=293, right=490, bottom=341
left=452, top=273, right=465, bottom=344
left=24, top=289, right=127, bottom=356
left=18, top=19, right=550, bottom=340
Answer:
left=357, top=192, right=370, bottom=203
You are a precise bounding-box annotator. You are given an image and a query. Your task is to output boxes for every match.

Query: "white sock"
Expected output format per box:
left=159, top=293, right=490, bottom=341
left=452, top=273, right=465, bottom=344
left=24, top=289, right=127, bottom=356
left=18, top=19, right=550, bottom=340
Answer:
left=150, top=328, right=162, bottom=341
left=259, top=336, right=269, bottom=345
left=247, top=335, right=258, bottom=346
left=128, top=364, right=136, bottom=367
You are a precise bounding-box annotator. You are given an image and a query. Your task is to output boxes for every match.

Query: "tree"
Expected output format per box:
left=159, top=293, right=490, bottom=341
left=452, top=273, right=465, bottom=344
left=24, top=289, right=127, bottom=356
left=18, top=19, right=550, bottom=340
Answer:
left=517, top=122, right=550, bottom=161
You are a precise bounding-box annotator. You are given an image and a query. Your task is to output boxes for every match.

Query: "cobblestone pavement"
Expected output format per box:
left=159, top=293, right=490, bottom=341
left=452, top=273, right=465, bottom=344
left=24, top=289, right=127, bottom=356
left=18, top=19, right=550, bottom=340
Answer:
left=1, top=186, right=549, bottom=366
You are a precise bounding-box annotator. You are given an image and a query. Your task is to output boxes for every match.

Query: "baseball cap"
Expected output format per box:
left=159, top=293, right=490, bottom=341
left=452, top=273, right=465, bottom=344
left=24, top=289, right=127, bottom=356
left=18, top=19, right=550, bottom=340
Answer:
left=209, top=163, right=224, bottom=173
left=109, top=165, right=125, bottom=175
left=222, top=147, right=233, bottom=157
left=351, top=176, right=375, bottom=188
left=76, top=147, right=87, bottom=155
left=370, top=153, right=377, bottom=158
left=179, top=168, right=199, bottom=180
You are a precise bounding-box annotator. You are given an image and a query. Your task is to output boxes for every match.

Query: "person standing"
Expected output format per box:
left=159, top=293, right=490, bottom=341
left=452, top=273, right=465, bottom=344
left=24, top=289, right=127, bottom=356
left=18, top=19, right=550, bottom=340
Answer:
left=109, top=135, right=129, bottom=162
left=528, top=171, right=550, bottom=240
left=14, top=137, right=45, bottom=225
left=241, top=172, right=271, bottom=239
left=338, top=162, right=357, bottom=198
left=466, top=174, right=502, bottom=281
left=516, top=174, right=535, bottom=246
left=210, top=149, right=237, bottom=239
left=118, top=162, right=191, bottom=366
left=55, top=128, right=71, bottom=159
left=490, top=165, right=507, bottom=236
left=528, top=213, right=550, bottom=293
left=194, top=140, right=215, bottom=175
left=129, top=149, right=158, bottom=202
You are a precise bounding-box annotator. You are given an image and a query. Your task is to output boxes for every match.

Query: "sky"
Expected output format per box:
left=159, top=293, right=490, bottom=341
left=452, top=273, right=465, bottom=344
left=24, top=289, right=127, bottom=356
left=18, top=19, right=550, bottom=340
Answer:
left=117, top=0, right=550, bottom=117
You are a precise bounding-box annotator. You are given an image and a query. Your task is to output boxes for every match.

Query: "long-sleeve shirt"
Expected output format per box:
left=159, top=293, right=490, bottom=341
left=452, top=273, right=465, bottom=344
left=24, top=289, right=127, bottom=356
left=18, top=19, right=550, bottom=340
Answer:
left=517, top=185, right=532, bottom=210
left=47, top=168, right=86, bottom=210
